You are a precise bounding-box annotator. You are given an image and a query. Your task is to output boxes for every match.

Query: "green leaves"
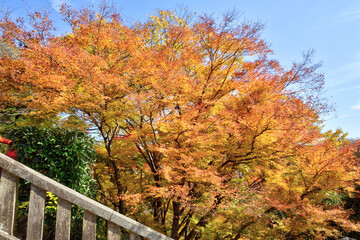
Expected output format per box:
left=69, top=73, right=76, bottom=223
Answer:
left=7, top=126, right=96, bottom=197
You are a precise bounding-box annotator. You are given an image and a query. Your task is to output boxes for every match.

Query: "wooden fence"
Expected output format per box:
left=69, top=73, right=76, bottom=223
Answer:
left=0, top=152, right=172, bottom=240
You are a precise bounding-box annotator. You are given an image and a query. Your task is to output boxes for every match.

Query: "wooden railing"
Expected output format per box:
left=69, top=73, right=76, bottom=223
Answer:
left=0, top=153, right=173, bottom=240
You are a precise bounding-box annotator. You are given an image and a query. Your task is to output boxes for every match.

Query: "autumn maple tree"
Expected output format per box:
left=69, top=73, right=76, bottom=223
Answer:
left=1, top=4, right=359, bottom=239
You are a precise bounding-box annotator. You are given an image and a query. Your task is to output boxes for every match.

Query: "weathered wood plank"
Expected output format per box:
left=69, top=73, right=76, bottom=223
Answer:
left=0, top=170, right=18, bottom=235
left=0, top=229, right=20, bottom=240
left=130, top=232, right=142, bottom=240
left=107, top=221, right=121, bottom=240
left=83, top=210, right=96, bottom=240
left=26, top=184, right=46, bottom=240
left=55, top=198, right=72, bottom=240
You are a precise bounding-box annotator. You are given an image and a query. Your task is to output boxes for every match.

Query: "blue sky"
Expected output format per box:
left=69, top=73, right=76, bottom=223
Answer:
left=2, top=0, right=360, bottom=138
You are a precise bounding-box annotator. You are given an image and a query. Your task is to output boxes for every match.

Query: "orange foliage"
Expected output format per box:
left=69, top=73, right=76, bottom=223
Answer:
left=1, top=5, right=359, bottom=239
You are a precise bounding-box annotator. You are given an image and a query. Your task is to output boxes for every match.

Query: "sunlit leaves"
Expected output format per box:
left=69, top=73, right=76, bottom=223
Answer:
left=1, top=5, right=359, bottom=239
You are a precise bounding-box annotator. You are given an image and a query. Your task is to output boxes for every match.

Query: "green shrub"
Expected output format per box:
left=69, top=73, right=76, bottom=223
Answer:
left=5, top=126, right=97, bottom=239
left=7, top=126, right=96, bottom=196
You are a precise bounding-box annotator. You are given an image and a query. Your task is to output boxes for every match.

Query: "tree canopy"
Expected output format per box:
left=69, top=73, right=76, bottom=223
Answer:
left=0, top=4, right=359, bottom=239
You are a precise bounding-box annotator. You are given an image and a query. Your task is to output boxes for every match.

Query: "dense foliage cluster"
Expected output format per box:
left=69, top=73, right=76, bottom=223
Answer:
left=6, top=127, right=96, bottom=195
left=1, top=3, right=359, bottom=239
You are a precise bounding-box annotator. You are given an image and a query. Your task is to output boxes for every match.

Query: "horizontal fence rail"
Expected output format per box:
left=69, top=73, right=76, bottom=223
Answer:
left=0, top=153, right=172, bottom=240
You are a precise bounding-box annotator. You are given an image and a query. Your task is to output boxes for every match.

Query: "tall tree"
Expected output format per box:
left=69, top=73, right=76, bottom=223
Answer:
left=0, top=4, right=359, bottom=239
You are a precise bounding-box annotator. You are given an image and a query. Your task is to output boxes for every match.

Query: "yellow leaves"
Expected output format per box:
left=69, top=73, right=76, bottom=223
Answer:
left=46, top=191, right=58, bottom=205
left=253, top=132, right=360, bottom=238
left=2, top=5, right=360, bottom=238
left=45, top=191, right=58, bottom=211
left=146, top=10, right=190, bottom=47
left=18, top=201, right=29, bottom=209
left=323, top=128, right=349, bottom=147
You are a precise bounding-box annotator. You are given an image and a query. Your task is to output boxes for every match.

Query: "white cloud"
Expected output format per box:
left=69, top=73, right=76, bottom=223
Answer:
left=351, top=104, right=360, bottom=110
left=334, top=1, right=360, bottom=24
left=329, top=84, right=360, bottom=94
left=337, top=8, right=360, bottom=22
left=326, top=60, right=360, bottom=88
left=50, top=0, right=70, bottom=12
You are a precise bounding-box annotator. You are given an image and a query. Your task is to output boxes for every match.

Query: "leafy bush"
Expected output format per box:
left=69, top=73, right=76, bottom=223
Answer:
left=7, top=126, right=96, bottom=196
left=5, top=126, right=97, bottom=239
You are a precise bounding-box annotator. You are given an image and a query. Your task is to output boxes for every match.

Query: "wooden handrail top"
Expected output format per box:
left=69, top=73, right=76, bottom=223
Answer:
left=0, top=153, right=172, bottom=240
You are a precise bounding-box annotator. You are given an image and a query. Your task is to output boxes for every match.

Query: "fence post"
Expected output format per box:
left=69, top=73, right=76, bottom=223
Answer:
left=83, top=210, right=97, bottom=240
left=55, top=198, right=72, bottom=240
left=26, top=184, right=46, bottom=239
left=0, top=170, right=19, bottom=235
left=130, top=232, right=141, bottom=240
left=107, top=221, right=121, bottom=240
